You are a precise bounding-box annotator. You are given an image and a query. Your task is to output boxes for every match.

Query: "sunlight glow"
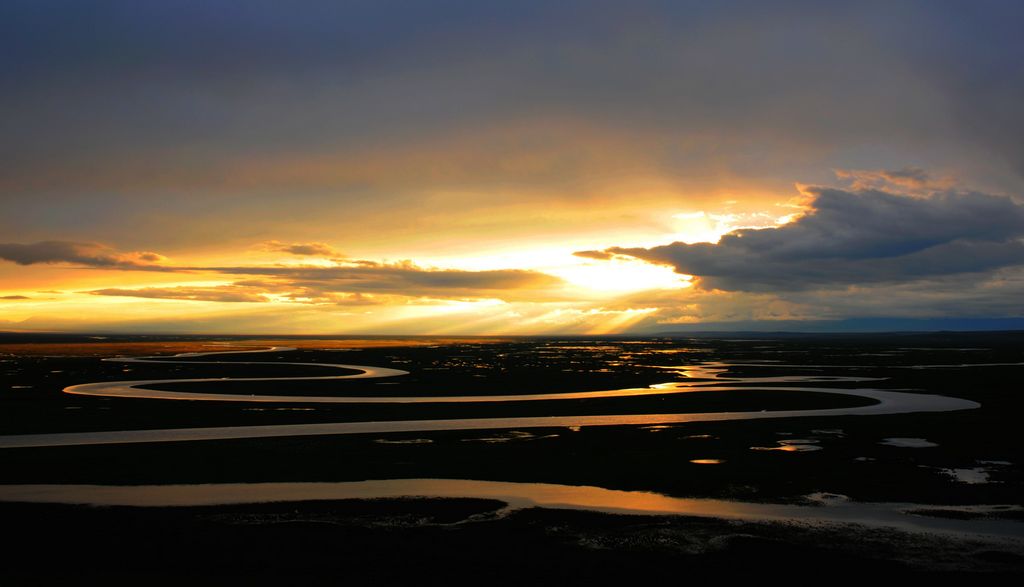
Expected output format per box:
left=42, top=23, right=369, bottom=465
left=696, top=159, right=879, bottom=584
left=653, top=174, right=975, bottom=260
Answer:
left=670, top=210, right=798, bottom=244
left=552, top=259, right=690, bottom=293
left=0, top=202, right=809, bottom=334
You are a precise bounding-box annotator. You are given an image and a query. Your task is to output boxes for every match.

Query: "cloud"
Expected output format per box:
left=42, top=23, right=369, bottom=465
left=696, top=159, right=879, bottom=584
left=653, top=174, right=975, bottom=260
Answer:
left=572, top=250, right=617, bottom=261
left=4, top=2, right=1023, bottom=206
left=595, top=264, right=1024, bottom=331
left=834, top=166, right=951, bottom=192
left=600, top=187, right=1024, bottom=292
left=0, top=240, right=568, bottom=311
left=262, top=240, right=344, bottom=257
left=2, top=0, right=1022, bottom=280
left=87, top=286, right=269, bottom=303
left=68, top=258, right=565, bottom=305
left=85, top=282, right=486, bottom=308
left=200, top=261, right=566, bottom=301
left=1, top=238, right=564, bottom=303
left=0, top=295, right=31, bottom=300
left=0, top=241, right=169, bottom=269
left=879, top=167, right=930, bottom=186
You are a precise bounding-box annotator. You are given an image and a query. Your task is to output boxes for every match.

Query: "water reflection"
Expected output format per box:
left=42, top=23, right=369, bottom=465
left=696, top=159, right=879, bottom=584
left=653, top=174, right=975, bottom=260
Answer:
left=751, top=439, right=823, bottom=452
left=880, top=438, right=939, bottom=448
left=0, top=478, right=1019, bottom=538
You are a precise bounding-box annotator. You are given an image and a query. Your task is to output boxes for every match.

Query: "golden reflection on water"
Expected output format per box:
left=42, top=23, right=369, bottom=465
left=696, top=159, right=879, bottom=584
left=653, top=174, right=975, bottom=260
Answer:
left=750, top=439, right=822, bottom=452
left=0, top=479, right=1021, bottom=538
left=0, top=479, right=780, bottom=519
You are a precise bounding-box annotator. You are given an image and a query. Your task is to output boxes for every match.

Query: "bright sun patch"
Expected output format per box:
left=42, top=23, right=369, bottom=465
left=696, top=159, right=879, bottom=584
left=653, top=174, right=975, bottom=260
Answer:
left=552, top=258, right=691, bottom=294
left=670, top=210, right=799, bottom=244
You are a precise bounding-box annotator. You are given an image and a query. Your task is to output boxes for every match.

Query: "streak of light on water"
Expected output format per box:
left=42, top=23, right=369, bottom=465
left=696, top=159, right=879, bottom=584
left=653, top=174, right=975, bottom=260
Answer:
left=0, top=479, right=1020, bottom=540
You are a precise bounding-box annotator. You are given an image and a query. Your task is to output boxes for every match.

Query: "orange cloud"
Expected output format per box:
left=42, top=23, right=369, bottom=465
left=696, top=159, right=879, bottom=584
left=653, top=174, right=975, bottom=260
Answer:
left=87, top=286, right=270, bottom=303
left=261, top=240, right=345, bottom=257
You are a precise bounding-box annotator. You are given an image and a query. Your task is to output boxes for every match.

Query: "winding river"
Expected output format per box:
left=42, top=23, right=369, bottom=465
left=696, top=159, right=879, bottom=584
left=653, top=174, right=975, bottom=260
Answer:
left=0, top=346, right=980, bottom=449
left=2, top=346, right=1020, bottom=539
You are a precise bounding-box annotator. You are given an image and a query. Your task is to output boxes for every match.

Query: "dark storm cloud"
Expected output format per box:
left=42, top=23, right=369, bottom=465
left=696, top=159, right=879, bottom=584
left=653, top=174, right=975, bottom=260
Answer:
left=0, top=241, right=168, bottom=269
left=603, top=188, right=1024, bottom=291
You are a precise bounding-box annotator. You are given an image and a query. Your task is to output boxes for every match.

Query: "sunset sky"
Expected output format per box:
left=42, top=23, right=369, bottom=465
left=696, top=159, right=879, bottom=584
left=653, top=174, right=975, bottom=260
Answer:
left=2, top=1, right=1023, bottom=334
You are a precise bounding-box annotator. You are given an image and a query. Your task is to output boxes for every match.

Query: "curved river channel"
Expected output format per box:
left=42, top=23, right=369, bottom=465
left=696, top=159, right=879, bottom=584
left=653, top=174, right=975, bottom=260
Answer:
left=1, top=346, right=1020, bottom=541
left=0, top=346, right=980, bottom=449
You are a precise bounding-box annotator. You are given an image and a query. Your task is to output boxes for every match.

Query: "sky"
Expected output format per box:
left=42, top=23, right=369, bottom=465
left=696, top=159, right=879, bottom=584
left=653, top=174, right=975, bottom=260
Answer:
left=1, top=0, right=1023, bottom=334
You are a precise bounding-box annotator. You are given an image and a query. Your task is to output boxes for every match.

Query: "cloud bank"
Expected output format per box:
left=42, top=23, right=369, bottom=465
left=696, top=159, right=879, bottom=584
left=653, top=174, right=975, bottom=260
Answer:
left=0, top=242, right=564, bottom=305
left=598, top=188, right=1024, bottom=292
left=3, top=1, right=1023, bottom=258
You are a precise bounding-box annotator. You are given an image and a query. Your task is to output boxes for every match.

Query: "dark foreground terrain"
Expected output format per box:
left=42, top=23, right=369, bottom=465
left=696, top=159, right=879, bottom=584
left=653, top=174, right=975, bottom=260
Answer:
left=1, top=332, right=1022, bottom=582
left=4, top=498, right=1022, bottom=585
